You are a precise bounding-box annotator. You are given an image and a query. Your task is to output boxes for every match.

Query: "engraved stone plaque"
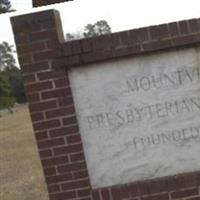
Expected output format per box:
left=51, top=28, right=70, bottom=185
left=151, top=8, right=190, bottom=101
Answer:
left=69, top=47, right=200, bottom=188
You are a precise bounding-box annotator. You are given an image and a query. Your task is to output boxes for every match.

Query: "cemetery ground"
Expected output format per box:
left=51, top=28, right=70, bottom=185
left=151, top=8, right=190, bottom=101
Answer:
left=0, top=104, right=49, bottom=200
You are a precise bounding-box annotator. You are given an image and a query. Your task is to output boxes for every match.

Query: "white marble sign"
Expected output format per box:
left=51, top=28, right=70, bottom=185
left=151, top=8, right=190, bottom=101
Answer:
left=69, top=47, right=200, bottom=189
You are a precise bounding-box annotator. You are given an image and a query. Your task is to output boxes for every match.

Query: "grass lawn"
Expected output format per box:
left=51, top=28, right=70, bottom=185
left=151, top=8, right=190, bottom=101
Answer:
left=0, top=105, right=49, bottom=200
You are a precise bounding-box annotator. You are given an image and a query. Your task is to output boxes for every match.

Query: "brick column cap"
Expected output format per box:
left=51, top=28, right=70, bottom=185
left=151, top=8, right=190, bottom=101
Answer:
left=11, top=9, right=58, bottom=27
left=11, top=9, right=65, bottom=43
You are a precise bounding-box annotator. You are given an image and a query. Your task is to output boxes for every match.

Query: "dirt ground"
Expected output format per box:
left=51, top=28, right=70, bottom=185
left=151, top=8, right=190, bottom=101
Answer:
left=0, top=105, right=49, bottom=200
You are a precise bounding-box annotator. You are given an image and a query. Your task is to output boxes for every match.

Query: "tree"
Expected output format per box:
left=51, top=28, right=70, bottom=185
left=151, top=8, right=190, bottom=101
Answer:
left=66, top=32, right=84, bottom=41
left=0, top=42, right=16, bottom=71
left=0, top=0, right=14, bottom=14
left=3, top=67, right=26, bottom=103
left=0, top=72, right=10, bottom=99
left=0, top=41, right=26, bottom=109
left=84, top=20, right=112, bottom=38
left=0, top=72, right=15, bottom=109
left=66, top=20, right=112, bottom=41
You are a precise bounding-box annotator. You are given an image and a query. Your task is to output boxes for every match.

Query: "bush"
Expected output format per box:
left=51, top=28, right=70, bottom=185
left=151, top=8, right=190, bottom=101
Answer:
left=0, top=96, right=15, bottom=110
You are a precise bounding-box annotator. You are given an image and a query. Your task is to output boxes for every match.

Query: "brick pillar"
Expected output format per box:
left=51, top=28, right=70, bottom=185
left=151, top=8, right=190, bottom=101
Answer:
left=11, top=10, right=91, bottom=200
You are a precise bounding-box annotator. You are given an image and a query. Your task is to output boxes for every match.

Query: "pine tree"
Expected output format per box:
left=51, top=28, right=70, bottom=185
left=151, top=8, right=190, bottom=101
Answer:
left=0, top=42, right=16, bottom=71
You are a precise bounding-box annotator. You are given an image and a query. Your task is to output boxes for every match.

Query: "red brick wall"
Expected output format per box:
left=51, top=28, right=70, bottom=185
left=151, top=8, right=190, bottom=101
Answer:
left=55, top=18, right=200, bottom=68
left=32, top=0, right=73, bottom=7
left=11, top=9, right=200, bottom=200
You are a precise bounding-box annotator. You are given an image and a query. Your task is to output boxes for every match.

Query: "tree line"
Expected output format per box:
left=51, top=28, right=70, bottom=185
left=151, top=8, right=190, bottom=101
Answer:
left=0, top=42, right=25, bottom=109
left=66, top=20, right=111, bottom=41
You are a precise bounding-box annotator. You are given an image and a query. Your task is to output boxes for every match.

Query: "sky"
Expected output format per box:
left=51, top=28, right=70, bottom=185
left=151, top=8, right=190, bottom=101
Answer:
left=1, top=0, right=200, bottom=65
